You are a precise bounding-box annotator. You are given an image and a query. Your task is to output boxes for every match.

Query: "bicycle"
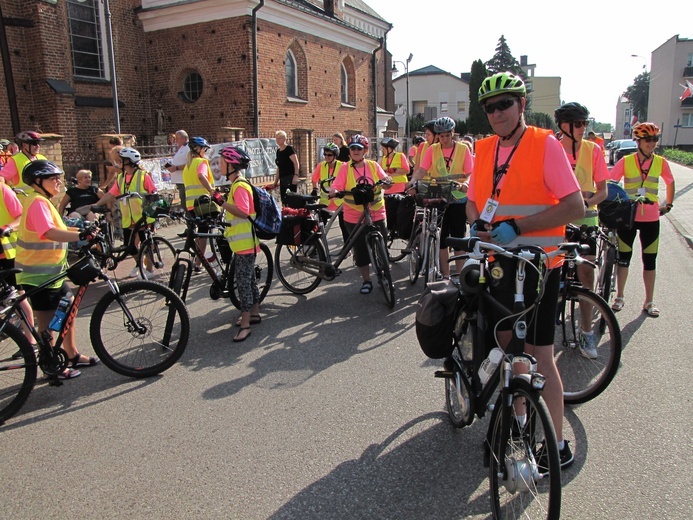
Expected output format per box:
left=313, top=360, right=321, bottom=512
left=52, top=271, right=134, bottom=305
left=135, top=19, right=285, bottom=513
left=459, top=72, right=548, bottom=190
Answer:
left=383, top=193, right=414, bottom=262
left=274, top=179, right=396, bottom=308
left=439, top=236, right=563, bottom=519
left=553, top=227, right=622, bottom=404
left=167, top=211, right=273, bottom=310
left=88, top=192, right=177, bottom=283
left=0, top=240, right=190, bottom=425
left=407, top=179, right=456, bottom=287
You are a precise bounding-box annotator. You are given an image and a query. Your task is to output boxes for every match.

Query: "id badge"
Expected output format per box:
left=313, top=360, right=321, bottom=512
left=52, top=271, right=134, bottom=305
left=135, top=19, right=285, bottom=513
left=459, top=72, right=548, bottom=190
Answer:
left=637, top=187, right=646, bottom=197
left=480, top=198, right=499, bottom=223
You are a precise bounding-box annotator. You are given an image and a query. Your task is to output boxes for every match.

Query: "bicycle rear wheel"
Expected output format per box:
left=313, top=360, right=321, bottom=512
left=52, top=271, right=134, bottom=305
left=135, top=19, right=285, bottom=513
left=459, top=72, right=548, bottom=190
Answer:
left=274, top=239, right=326, bottom=295
left=554, top=286, right=621, bottom=404
left=138, top=236, right=176, bottom=284
left=368, top=233, right=396, bottom=309
left=228, top=242, right=274, bottom=309
left=597, top=246, right=616, bottom=306
left=423, top=234, right=438, bottom=286
left=408, top=226, right=422, bottom=285
left=386, top=230, right=408, bottom=263
left=488, top=378, right=561, bottom=519
left=0, top=322, right=37, bottom=425
left=89, top=280, right=189, bottom=378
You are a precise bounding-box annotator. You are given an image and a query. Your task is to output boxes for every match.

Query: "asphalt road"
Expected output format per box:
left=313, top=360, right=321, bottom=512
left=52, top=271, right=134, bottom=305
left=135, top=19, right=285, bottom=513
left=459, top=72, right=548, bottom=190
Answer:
left=1, top=215, right=691, bottom=519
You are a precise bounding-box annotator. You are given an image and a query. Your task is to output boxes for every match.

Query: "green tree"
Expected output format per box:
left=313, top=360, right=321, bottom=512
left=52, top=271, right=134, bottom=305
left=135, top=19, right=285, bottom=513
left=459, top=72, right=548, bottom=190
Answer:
left=623, top=72, right=650, bottom=121
left=455, top=119, right=467, bottom=136
left=525, top=112, right=556, bottom=132
left=592, top=121, right=614, bottom=133
left=467, top=59, right=492, bottom=135
left=485, top=35, right=525, bottom=78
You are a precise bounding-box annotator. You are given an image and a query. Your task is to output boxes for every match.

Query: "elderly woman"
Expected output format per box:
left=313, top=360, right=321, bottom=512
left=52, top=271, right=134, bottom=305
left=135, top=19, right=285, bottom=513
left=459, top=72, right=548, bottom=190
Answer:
left=273, top=130, right=300, bottom=205
left=58, top=169, right=105, bottom=222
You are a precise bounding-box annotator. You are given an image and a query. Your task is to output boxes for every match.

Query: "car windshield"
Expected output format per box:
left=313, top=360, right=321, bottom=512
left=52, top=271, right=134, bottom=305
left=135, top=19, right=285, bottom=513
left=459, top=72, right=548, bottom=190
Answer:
left=620, top=140, right=637, bottom=148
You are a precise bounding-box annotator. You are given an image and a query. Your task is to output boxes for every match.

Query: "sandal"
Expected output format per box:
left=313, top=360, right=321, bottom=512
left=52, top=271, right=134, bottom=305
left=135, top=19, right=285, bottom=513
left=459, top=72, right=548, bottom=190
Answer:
left=235, top=315, right=261, bottom=327
left=643, top=302, right=660, bottom=318
left=57, top=367, right=81, bottom=380
left=69, top=353, right=100, bottom=368
left=360, top=281, right=373, bottom=294
left=233, top=326, right=252, bottom=343
left=611, top=297, right=625, bottom=312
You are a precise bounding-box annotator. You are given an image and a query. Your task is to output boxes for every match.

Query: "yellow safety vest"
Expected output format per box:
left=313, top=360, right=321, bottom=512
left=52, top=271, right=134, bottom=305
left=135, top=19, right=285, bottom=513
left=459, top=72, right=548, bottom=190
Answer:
left=223, top=179, right=259, bottom=253
left=380, top=152, right=409, bottom=184
left=623, top=154, right=662, bottom=203
left=428, top=142, right=468, bottom=203
left=0, top=184, right=19, bottom=260
left=571, top=140, right=598, bottom=220
left=342, top=161, right=385, bottom=212
left=183, top=157, right=214, bottom=210
left=15, top=193, right=67, bottom=288
left=117, top=169, right=149, bottom=228
left=9, top=152, right=47, bottom=205
left=317, top=161, right=343, bottom=207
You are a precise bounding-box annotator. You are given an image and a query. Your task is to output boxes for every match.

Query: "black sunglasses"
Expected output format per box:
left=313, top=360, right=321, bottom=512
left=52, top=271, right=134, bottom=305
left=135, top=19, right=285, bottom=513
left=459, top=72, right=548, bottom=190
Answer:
left=349, top=146, right=364, bottom=151
left=323, top=153, right=335, bottom=157
left=483, top=97, right=515, bottom=114
left=572, top=121, right=589, bottom=129
left=641, top=136, right=659, bottom=143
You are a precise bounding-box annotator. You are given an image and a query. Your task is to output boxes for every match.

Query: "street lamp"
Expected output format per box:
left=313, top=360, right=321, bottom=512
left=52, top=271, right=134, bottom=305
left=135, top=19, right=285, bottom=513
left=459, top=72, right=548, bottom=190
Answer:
left=391, top=53, right=413, bottom=138
left=631, top=54, right=648, bottom=71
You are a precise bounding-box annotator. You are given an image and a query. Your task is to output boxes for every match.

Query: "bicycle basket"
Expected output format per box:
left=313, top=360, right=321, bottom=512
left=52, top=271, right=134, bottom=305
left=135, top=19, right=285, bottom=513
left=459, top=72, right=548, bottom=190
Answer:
left=66, top=256, right=102, bottom=285
left=598, top=200, right=636, bottom=230
left=351, top=184, right=375, bottom=205
left=143, top=199, right=171, bottom=218
left=193, top=195, right=221, bottom=219
left=277, top=215, right=319, bottom=246
left=416, top=181, right=453, bottom=206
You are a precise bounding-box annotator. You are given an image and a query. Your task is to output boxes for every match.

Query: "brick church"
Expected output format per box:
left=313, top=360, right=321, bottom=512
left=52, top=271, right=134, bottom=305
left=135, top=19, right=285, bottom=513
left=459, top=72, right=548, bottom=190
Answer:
left=0, top=0, right=395, bottom=170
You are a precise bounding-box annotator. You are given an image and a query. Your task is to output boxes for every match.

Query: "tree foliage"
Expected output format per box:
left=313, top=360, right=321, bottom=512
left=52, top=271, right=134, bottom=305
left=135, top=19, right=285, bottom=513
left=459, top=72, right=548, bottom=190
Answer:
left=524, top=112, right=556, bottom=131
left=467, top=59, right=492, bottom=136
left=623, top=72, right=650, bottom=121
left=592, top=121, right=614, bottom=133
left=485, top=35, right=525, bottom=79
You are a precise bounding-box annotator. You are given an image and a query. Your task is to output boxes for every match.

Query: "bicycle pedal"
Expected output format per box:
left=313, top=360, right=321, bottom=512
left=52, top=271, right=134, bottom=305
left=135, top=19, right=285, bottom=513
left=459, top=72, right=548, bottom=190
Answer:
left=434, top=370, right=454, bottom=379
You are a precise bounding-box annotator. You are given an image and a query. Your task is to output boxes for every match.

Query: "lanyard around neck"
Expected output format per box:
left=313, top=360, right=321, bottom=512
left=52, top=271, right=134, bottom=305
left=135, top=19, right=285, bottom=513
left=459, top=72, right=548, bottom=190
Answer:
left=492, top=129, right=525, bottom=197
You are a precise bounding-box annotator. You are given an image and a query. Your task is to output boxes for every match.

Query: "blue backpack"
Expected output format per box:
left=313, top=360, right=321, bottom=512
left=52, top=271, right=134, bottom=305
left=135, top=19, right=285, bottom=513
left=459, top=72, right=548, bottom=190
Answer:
left=241, top=179, right=282, bottom=240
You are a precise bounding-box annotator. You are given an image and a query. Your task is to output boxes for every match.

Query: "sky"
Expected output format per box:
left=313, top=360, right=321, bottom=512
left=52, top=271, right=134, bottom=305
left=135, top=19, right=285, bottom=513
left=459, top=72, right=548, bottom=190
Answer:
left=363, top=0, right=692, bottom=128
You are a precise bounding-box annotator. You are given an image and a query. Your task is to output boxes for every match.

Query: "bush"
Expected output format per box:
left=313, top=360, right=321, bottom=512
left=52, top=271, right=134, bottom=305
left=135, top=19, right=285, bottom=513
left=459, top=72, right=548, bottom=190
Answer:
left=662, top=148, right=693, bottom=167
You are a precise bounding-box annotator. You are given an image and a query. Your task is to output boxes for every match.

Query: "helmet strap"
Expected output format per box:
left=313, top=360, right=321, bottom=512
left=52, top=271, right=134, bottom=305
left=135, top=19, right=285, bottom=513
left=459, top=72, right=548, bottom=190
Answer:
left=500, top=117, right=523, bottom=141
left=34, top=179, right=52, bottom=198
left=638, top=147, right=652, bottom=160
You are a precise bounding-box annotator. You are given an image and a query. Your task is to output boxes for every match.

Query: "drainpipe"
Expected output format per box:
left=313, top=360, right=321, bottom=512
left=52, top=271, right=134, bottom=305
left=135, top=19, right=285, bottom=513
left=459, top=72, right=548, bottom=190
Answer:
left=371, top=37, right=383, bottom=139
left=0, top=5, right=21, bottom=135
left=252, top=0, right=265, bottom=137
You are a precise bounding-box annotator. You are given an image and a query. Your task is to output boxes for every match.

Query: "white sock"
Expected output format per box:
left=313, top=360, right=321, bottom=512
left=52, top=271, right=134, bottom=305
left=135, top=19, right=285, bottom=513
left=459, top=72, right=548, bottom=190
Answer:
left=515, top=414, right=527, bottom=428
left=558, top=440, right=565, bottom=450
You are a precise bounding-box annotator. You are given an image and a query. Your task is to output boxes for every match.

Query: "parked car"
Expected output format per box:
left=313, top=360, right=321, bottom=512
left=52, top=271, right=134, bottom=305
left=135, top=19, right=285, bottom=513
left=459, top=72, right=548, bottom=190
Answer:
left=608, top=139, right=638, bottom=166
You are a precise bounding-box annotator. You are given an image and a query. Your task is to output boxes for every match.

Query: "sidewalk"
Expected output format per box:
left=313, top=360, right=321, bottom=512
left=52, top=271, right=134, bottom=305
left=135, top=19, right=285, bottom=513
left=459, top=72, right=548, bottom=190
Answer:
left=664, top=161, right=693, bottom=249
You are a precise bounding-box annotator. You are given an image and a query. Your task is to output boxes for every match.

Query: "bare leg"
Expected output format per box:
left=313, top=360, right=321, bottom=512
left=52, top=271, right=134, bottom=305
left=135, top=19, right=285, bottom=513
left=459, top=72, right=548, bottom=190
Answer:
left=525, top=343, right=564, bottom=443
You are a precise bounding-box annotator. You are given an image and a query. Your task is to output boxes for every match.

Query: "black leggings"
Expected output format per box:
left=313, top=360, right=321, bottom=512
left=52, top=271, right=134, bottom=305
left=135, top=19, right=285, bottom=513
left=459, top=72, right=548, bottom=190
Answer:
left=617, top=220, right=660, bottom=271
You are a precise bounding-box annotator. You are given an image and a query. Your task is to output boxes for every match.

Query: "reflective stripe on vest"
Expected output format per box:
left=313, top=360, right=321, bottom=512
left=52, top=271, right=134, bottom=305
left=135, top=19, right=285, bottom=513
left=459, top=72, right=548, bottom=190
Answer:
left=428, top=142, right=468, bottom=202
left=342, top=161, right=384, bottom=211
left=117, top=169, right=147, bottom=228
left=624, top=154, right=662, bottom=203
left=318, top=161, right=343, bottom=207
left=0, top=184, right=18, bottom=259
left=15, top=193, right=67, bottom=287
left=380, top=152, right=409, bottom=184
left=183, top=157, right=213, bottom=210
left=223, top=179, right=258, bottom=253
left=473, top=128, right=565, bottom=256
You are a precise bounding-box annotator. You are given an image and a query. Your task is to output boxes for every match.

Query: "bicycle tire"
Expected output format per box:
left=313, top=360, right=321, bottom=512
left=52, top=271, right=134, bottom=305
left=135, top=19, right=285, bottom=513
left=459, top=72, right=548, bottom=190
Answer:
left=445, top=302, right=476, bottom=428
left=169, top=261, right=187, bottom=299
left=554, top=286, right=622, bottom=404
left=408, top=227, right=422, bottom=285
left=0, top=322, right=37, bottom=425
left=228, top=242, right=274, bottom=310
left=274, top=239, right=326, bottom=295
left=597, top=246, right=616, bottom=306
left=423, top=234, right=438, bottom=286
left=488, top=377, right=561, bottom=519
left=89, top=280, right=189, bottom=378
left=368, top=233, right=396, bottom=309
left=386, top=231, right=408, bottom=263
left=138, top=236, right=176, bottom=283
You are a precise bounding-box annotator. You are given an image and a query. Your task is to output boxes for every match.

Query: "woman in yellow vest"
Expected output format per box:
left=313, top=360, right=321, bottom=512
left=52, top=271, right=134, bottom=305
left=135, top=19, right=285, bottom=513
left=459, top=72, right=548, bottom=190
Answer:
left=183, top=137, right=215, bottom=272
left=211, top=146, right=259, bottom=342
left=0, top=131, right=47, bottom=205
left=310, top=143, right=349, bottom=244
left=96, top=147, right=158, bottom=279
left=609, top=122, right=675, bottom=317
left=380, top=137, right=410, bottom=195
left=16, top=161, right=100, bottom=379
left=328, top=135, right=392, bottom=294
left=555, top=102, right=609, bottom=358
left=1, top=177, right=37, bottom=355
left=413, top=120, right=438, bottom=172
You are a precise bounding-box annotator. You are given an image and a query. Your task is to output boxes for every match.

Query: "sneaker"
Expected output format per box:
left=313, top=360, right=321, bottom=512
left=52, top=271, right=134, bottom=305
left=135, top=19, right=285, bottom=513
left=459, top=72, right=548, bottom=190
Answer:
left=536, top=440, right=574, bottom=475
left=578, top=331, right=598, bottom=359
left=137, top=270, right=148, bottom=280
left=127, top=266, right=140, bottom=278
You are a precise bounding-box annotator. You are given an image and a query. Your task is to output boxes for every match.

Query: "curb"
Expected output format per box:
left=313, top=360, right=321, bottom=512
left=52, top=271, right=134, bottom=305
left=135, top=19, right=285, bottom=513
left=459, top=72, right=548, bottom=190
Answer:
left=665, top=212, right=693, bottom=250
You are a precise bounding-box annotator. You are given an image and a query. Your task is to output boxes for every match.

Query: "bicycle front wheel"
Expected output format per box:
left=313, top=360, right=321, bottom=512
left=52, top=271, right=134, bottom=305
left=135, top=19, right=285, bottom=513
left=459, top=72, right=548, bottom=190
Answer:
left=597, top=246, right=616, bottom=306
left=138, top=236, right=176, bottom=283
left=90, top=280, right=190, bottom=378
left=274, top=240, right=326, bottom=295
left=423, top=234, right=438, bottom=286
left=368, top=233, right=396, bottom=309
left=554, top=286, right=622, bottom=404
left=408, top=227, right=422, bottom=285
left=228, top=242, right=274, bottom=309
left=488, top=378, right=561, bottom=519
left=0, top=322, right=37, bottom=425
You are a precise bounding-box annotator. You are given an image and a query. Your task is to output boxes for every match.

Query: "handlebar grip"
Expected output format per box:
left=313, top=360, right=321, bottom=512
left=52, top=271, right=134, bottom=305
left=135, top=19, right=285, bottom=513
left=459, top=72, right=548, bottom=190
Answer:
left=445, top=236, right=480, bottom=252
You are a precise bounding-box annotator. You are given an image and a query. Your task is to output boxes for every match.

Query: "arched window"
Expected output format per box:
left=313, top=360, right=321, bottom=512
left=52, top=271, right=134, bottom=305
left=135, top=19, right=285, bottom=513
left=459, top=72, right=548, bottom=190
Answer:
left=341, top=57, right=356, bottom=106
left=286, top=50, right=298, bottom=98
left=341, top=63, right=348, bottom=104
